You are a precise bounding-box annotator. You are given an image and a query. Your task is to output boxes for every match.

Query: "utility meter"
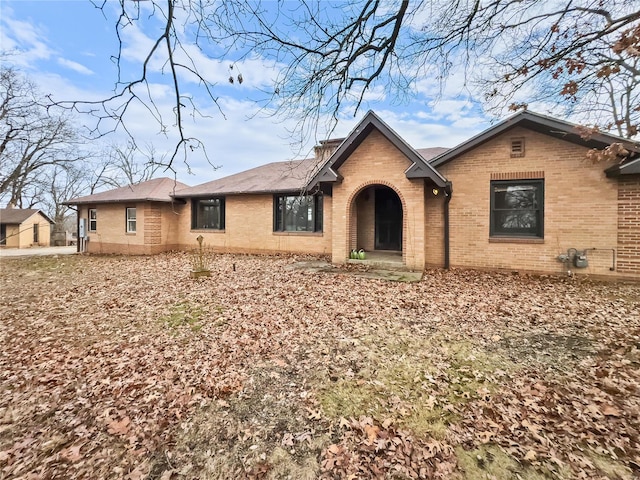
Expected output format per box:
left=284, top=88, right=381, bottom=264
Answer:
left=79, top=218, right=87, bottom=239
left=574, top=253, right=588, bottom=268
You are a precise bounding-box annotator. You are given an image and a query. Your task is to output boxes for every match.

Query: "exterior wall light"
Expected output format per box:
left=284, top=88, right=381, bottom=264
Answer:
left=432, top=188, right=439, bottom=196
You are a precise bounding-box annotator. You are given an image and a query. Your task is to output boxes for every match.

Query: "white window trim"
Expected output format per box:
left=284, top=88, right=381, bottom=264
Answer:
left=89, top=208, right=97, bottom=232
left=126, top=207, right=137, bottom=233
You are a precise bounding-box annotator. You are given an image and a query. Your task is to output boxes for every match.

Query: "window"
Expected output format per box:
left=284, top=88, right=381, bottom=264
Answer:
left=126, top=207, right=137, bottom=233
left=89, top=209, right=97, bottom=232
left=33, top=224, right=39, bottom=243
left=274, top=194, right=323, bottom=232
left=490, top=180, right=544, bottom=238
left=192, top=198, right=225, bottom=230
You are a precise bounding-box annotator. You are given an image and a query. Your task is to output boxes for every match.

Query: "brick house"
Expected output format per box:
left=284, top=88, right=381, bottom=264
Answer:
left=65, top=177, right=189, bottom=255
left=66, top=111, right=640, bottom=279
left=0, top=208, right=54, bottom=248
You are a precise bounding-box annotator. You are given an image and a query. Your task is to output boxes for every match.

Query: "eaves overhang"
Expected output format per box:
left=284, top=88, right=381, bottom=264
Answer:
left=605, top=157, right=640, bottom=177
left=429, top=110, right=640, bottom=169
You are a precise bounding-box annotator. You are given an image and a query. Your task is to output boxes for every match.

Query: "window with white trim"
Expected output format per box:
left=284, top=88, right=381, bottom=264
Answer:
left=89, top=208, right=97, bottom=232
left=126, top=207, right=137, bottom=233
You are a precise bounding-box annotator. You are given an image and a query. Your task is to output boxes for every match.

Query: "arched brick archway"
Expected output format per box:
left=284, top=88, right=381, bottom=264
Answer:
left=346, top=181, right=407, bottom=262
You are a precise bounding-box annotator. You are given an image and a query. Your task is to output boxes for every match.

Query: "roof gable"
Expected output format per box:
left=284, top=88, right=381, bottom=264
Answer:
left=65, top=177, right=189, bottom=205
left=0, top=208, right=54, bottom=224
left=430, top=110, right=640, bottom=169
left=307, top=111, right=447, bottom=188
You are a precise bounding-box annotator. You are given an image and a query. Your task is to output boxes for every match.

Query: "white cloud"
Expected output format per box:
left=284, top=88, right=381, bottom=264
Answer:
left=57, top=58, right=94, bottom=75
left=369, top=109, right=488, bottom=150
left=0, top=12, right=54, bottom=68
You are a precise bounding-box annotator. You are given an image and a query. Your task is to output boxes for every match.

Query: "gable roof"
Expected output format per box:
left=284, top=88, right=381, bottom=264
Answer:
left=307, top=110, right=448, bottom=188
left=430, top=110, right=640, bottom=168
left=65, top=177, right=189, bottom=205
left=173, top=158, right=321, bottom=197
left=0, top=208, right=54, bottom=225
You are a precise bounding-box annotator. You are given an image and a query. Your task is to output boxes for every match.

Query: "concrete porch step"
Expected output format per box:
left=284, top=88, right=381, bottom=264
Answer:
left=347, top=251, right=408, bottom=271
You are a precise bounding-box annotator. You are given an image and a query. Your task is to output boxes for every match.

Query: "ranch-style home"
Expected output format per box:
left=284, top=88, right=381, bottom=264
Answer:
left=65, top=110, right=640, bottom=279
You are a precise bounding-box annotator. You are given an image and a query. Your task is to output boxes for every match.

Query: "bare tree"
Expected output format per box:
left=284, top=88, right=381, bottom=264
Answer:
left=0, top=67, right=90, bottom=207
left=42, top=165, right=91, bottom=225
left=91, top=141, right=168, bottom=191
left=57, top=0, right=639, bottom=166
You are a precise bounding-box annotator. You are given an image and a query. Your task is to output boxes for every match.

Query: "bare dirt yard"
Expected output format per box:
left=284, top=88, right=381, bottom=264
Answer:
left=1, top=253, right=639, bottom=480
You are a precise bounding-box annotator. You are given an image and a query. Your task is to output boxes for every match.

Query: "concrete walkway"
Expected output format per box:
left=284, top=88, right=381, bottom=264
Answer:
left=0, top=246, right=77, bottom=257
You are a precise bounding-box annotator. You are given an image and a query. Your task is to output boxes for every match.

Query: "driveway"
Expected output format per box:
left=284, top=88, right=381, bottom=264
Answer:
left=0, top=246, right=77, bottom=257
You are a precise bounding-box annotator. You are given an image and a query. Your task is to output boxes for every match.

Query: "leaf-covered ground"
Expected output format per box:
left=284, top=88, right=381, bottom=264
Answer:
left=0, top=253, right=639, bottom=479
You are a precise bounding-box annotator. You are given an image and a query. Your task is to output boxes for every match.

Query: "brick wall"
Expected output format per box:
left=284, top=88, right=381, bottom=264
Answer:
left=144, top=204, right=162, bottom=245
left=84, top=203, right=144, bottom=254
left=435, top=127, right=624, bottom=277
left=175, top=194, right=332, bottom=255
left=424, top=189, right=445, bottom=267
left=83, top=202, right=183, bottom=255
left=617, top=177, right=640, bottom=274
left=355, top=187, right=375, bottom=251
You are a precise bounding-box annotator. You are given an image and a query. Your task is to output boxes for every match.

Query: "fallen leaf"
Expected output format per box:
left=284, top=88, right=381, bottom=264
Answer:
left=61, top=444, right=82, bottom=462
left=600, top=404, right=621, bottom=417
left=365, top=424, right=380, bottom=442
left=107, top=417, right=131, bottom=436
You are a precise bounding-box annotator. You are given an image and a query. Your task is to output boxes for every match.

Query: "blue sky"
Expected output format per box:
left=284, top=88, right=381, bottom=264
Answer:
left=1, top=0, right=492, bottom=185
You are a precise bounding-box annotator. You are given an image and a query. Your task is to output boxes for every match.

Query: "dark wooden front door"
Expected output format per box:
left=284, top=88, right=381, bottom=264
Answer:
left=375, top=187, right=402, bottom=251
left=0, top=224, right=5, bottom=245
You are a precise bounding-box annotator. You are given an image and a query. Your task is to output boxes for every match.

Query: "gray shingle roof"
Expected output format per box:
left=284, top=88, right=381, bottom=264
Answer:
left=65, top=177, right=189, bottom=204
left=416, top=147, right=450, bottom=161
left=174, top=158, right=322, bottom=197
left=0, top=209, right=54, bottom=224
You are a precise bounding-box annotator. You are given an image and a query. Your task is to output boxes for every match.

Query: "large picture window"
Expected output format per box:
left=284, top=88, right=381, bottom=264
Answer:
left=490, top=180, right=544, bottom=238
left=192, top=198, right=225, bottom=230
left=274, top=194, right=323, bottom=232
left=126, top=207, right=137, bottom=233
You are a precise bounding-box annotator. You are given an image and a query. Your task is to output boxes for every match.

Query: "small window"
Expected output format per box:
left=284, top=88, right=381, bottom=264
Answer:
left=490, top=180, right=544, bottom=238
left=511, top=138, right=525, bottom=158
left=126, top=207, right=137, bottom=233
left=33, top=224, right=39, bottom=243
left=192, top=198, right=225, bottom=230
left=89, top=208, right=97, bottom=232
left=274, top=194, right=323, bottom=232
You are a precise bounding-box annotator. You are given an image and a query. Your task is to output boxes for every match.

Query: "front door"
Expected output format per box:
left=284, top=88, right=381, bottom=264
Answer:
left=375, top=187, right=402, bottom=250
left=0, top=224, right=5, bottom=245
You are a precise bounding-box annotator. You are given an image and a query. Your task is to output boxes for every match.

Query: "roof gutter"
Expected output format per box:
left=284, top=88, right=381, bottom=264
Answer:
left=444, top=182, right=453, bottom=270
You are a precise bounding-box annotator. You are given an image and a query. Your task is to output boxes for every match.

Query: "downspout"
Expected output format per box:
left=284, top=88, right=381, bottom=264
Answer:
left=444, top=182, right=452, bottom=270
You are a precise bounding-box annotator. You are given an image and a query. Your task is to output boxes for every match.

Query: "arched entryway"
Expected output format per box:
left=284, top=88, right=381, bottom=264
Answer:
left=350, top=184, right=404, bottom=255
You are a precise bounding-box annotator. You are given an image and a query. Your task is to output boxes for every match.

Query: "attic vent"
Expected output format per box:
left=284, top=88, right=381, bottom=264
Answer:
left=511, top=138, right=525, bottom=157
